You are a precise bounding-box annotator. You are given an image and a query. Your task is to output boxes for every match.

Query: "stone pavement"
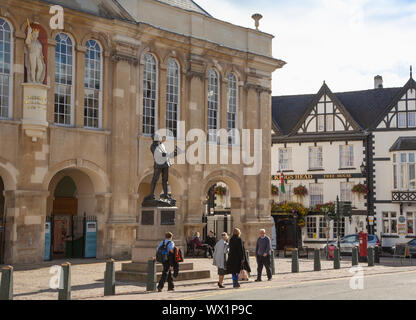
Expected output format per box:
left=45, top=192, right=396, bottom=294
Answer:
left=3, top=256, right=416, bottom=300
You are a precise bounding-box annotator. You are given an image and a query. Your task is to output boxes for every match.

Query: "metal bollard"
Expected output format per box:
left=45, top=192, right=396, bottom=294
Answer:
left=270, top=249, right=276, bottom=275
left=368, top=247, right=375, bottom=267
left=146, top=258, right=157, bottom=292
left=104, top=258, right=116, bottom=296
left=352, top=246, right=359, bottom=266
left=0, top=266, right=13, bottom=300
left=291, top=249, right=299, bottom=273
left=313, top=249, right=321, bottom=271
left=374, top=246, right=380, bottom=264
left=58, top=262, right=71, bottom=300
left=334, top=248, right=340, bottom=269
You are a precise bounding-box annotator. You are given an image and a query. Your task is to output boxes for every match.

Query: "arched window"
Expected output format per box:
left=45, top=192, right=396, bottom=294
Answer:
left=54, top=33, right=74, bottom=125
left=166, top=59, right=180, bottom=138
left=0, top=18, right=12, bottom=119
left=84, top=40, right=102, bottom=129
left=207, top=69, right=219, bottom=143
left=142, top=53, right=157, bottom=135
left=227, top=73, right=238, bottom=144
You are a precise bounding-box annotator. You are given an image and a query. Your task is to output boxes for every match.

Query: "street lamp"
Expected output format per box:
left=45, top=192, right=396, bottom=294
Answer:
left=292, top=210, right=298, bottom=249
left=360, top=162, right=366, bottom=175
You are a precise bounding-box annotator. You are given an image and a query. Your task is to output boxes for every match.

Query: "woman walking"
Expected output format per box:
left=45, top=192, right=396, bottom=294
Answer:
left=213, top=232, right=229, bottom=288
left=226, top=228, right=245, bottom=288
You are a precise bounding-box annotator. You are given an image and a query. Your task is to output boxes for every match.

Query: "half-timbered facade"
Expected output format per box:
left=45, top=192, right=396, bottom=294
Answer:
left=272, top=73, right=416, bottom=251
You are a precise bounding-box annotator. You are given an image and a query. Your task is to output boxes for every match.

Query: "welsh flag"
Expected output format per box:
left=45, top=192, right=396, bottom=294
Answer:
left=280, top=172, right=286, bottom=194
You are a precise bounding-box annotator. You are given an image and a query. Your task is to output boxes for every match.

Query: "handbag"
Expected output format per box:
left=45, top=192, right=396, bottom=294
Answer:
left=238, top=269, right=249, bottom=281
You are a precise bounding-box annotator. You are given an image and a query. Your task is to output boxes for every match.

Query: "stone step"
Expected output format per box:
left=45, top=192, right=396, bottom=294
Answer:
left=115, top=269, right=211, bottom=283
left=121, top=262, right=194, bottom=273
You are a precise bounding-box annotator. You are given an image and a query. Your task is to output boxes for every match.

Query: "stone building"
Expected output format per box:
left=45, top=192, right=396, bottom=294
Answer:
left=0, top=0, right=284, bottom=263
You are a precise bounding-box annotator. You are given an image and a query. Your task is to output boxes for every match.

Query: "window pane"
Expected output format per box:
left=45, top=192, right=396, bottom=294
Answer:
left=208, top=69, right=219, bottom=143
left=84, top=40, right=101, bottom=128
left=227, top=73, right=238, bottom=144
left=166, top=59, right=180, bottom=138
left=0, top=19, right=12, bottom=119
left=142, top=54, right=157, bottom=135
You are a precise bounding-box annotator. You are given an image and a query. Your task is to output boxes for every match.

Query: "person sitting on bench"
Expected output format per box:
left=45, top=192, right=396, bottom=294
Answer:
left=193, top=232, right=213, bottom=258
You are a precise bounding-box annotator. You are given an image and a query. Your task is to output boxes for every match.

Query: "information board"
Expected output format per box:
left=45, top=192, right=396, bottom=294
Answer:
left=44, top=221, right=51, bottom=261
left=84, top=221, right=97, bottom=258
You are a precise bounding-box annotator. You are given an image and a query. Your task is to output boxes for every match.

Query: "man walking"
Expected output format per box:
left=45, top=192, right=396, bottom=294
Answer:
left=255, top=229, right=272, bottom=281
left=157, top=232, right=176, bottom=292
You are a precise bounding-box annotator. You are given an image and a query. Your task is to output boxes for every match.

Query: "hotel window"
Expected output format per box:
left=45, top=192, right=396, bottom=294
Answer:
left=142, top=53, right=157, bottom=136
left=207, top=69, right=219, bottom=143
left=333, top=217, right=346, bottom=239
left=319, top=217, right=328, bottom=239
left=166, top=59, right=180, bottom=138
left=340, top=145, right=354, bottom=168
left=309, top=183, right=323, bottom=207
left=307, top=216, right=317, bottom=238
left=309, top=146, right=323, bottom=169
left=316, top=95, right=335, bottom=132
left=0, top=18, right=12, bottom=119
left=382, top=212, right=397, bottom=235
left=227, top=73, right=238, bottom=145
left=407, top=212, right=416, bottom=236
left=84, top=40, right=102, bottom=129
left=393, top=152, right=416, bottom=190
left=279, top=183, right=292, bottom=202
left=279, top=148, right=292, bottom=171
left=54, top=33, right=74, bottom=125
left=340, top=182, right=353, bottom=202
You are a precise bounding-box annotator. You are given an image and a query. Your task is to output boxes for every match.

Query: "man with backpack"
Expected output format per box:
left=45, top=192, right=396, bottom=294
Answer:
left=156, top=232, right=176, bottom=292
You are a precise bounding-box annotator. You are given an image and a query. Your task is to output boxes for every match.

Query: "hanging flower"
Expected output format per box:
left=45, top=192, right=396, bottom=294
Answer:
left=293, top=185, right=308, bottom=197
left=214, top=185, right=227, bottom=196
left=310, top=202, right=335, bottom=213
left=352, top=183, right=369, bottom=195
left=271, top=184, right=279, bottom=196
left=271, top=201, right=308, bottom=217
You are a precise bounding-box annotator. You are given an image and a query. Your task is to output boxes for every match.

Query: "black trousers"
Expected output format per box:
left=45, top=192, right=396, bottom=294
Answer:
left=198, top=244, right=213, bottom=258
left=158, top=261, right=174, bottom=290
left=150, top=166, right=169, bottom=196
left=256, top=255, right=272, bottom=280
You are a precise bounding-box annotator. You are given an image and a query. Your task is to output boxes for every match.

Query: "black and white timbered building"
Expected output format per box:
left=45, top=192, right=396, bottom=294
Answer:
left=271, top=71, right=416, bottom=251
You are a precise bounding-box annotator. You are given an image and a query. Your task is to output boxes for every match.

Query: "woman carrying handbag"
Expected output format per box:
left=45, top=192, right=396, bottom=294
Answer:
left=226, top=228, right=245, bottom=288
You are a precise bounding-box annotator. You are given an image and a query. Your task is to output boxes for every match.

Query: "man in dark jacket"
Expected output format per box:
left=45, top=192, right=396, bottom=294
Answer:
left=255, top=229, right=272, bottom=281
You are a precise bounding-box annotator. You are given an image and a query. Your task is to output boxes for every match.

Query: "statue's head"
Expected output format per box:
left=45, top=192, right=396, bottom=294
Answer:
left=31, top=28, right=39, bottom=40
left=153, top=134, right=162, bottom=142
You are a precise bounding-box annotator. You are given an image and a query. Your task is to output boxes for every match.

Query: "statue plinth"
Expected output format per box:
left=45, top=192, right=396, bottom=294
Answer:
left=132, top=206, right=183, bottom=263
left=22, top=83, right=49, bottom=142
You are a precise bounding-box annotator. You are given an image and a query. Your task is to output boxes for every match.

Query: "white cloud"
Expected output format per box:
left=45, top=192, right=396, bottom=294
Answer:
left=197, top=0, right=416, bottom=95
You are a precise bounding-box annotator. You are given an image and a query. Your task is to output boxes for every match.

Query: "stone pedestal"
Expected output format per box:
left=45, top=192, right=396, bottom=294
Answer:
left=132, top=206, right=183, bottom=263
left=21, top=83, right=49, bottom=142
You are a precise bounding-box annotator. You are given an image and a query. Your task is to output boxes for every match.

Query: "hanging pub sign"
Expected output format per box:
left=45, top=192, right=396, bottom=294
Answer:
left=272, top=173, right=364, bottom=181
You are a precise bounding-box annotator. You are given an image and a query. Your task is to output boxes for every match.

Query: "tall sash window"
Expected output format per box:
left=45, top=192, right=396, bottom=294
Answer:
left=166, top=59, right=180, bottom=138
left=227, top=73, right=238, bottom=145
left=207, top=69, right=219, bottom=143
left=0, top=19, right=12, bottom=119
left=142, top=54, right=157, bottom=135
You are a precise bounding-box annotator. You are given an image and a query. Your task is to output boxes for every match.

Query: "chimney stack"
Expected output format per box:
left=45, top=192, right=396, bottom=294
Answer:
left=374, top=75, right=383, bottom=89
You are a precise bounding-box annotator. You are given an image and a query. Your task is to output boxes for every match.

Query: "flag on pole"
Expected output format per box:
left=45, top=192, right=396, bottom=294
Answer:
left=280, top=172, right=286, bottom=194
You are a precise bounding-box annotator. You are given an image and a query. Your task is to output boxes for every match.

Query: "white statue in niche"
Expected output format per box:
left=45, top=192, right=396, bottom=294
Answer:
left=25, top=19, right=46, bottom=84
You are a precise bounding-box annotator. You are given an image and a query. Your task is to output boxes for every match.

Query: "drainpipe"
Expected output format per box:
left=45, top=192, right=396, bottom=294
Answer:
left=364, top=131, right=374, bottom=235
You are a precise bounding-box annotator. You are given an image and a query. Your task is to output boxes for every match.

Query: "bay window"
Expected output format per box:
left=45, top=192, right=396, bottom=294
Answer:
left=383, top=212, right=397, bottom=235
left=407, top=212, right=416, bottom=236
left=393, top=152, right=416, bottom=190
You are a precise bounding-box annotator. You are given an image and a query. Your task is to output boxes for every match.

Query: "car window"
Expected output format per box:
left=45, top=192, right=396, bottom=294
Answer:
left=342, top=235, right=357, bottom=243
left=368, top=235, right=375, bottom=241
left=408, top=239, right=416, bottom=246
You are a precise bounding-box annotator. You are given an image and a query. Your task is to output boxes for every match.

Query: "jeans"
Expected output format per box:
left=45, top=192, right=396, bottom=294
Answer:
left=158, top=261, right=174, bottom=290
left=232, top=273, right=239, bottom=287
left=256, top=255, right=272, bottom=280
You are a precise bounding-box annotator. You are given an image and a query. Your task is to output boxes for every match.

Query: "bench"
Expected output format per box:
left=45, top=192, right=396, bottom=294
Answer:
left=393, top=243, right=412, bottom=265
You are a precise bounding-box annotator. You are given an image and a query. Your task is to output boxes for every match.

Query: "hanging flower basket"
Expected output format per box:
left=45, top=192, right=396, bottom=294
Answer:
left=271, top=201, right=308, bottom=217
left=309, top=202, right=335, bottom=214
left=352, top=183, right=368, bottom=195
left=214, top=185, right=227, bottom=196
left=271, top=184, right=279, bottom=196
left=293, top=185, right=308, bottom=197
left=297, top=219, right=306, bottom=228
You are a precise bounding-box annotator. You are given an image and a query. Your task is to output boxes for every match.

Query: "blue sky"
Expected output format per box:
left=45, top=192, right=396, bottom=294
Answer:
left=196, top=0, right=416, bottom=95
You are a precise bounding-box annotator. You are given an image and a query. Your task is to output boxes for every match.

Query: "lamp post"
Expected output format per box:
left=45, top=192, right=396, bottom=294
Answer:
left=292, top=210, right=298, bottom=249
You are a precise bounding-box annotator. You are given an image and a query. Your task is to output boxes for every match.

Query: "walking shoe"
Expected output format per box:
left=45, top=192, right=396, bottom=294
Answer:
left=218, top=282, right=225, bottom=289
left=168, top=288, right=175, bottom=292
left=255, top=278, right=262, bottom=282
left=157, top=287, right=162, bottom=292
left=268, top=278, right=272, bottom=281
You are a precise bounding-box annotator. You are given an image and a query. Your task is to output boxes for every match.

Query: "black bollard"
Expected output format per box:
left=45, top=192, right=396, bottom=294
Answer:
left=368, top=247, right=375, bottom=267
left=314, top=249, right=321, bottom=271
left=352, top=246, right=359, bottom=266
left=291, top=249, right=299, bottom=273
left=270, top=249, right=276, bottom=275
left=147, top=258, right=157, bottom=292
left=0, top=266, right=13, bottom=300
left=374, top=246, right=380, bottom=264
left=334, top=248, right=340, bottom=269
left=58, top=262, right=71, bottom=300
left=104, top=258, right=116, bottom=296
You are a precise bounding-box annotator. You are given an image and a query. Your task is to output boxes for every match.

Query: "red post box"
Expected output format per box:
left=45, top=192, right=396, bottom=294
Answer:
left=359, top=231, right=368, bottom=261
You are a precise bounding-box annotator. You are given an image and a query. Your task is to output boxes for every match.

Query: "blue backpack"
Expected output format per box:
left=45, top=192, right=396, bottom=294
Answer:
left=156, top=240, right=171, bottom=263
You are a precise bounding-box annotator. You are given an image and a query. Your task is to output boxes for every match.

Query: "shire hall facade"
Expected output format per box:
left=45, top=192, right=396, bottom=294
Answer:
left=0, top=0, right=284, bottom=264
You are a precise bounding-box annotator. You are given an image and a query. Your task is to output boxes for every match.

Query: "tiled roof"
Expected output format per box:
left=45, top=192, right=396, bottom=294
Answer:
left=272, top=87, right=403, bottom=135
left=390, top=137, right=416, bottom=152
left=40, top=0, right=135, bottom=22
left=155, top=0, right=211, bottom=17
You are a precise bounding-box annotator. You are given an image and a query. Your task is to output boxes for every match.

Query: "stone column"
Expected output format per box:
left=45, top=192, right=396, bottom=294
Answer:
left=14, top=30, right=26, bottom=120
left=3, top=190, right=49, bottom=264
left=95, top=193, right=112, bottom=259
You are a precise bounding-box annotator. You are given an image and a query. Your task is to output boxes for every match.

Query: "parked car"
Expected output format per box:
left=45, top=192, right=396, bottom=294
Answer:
left=324, top=234, right=380, bottom=254
left=392, top=238, right=416, bottom=257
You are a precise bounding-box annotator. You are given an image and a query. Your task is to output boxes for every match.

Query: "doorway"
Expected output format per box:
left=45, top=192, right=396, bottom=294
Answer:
left=274, top=217, right=299, bottom=250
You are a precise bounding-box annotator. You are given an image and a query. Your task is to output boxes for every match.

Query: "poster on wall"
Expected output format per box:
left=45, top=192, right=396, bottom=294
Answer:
left=398, top=224, right=406, bottom=236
